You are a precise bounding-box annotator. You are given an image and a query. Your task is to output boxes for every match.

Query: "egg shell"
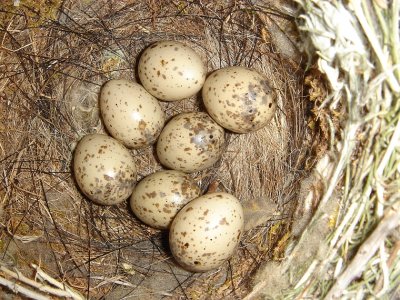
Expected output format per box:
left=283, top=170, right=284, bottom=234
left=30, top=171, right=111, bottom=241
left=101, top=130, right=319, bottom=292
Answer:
left=130, top=170, right=201, bottom=229
left=169, top=192, right=244, bottom=272
left=138, top=41, right=207, bottom=101
left=73, top=133, right=137, bottom=205
left=202, top=66, right=277, bottom=133
left=156, top=112, right=225, bottom=173
left=99, top=79, right=165, bottom=149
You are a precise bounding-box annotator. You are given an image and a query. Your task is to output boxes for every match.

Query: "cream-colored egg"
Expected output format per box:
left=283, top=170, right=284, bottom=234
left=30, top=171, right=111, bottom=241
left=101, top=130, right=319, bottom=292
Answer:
left=169, top=192, right=244, bottom=272
left=138, top=41, right=207, bottom=101
left=202, top=66, right=277, bottom=133
left=156, top=112, right=225, bottom=173
left=99, top=79, right=165, bottom=149
left=130, top=170, right=201, bottom=229
left=73, top=134, right=137, bottom=205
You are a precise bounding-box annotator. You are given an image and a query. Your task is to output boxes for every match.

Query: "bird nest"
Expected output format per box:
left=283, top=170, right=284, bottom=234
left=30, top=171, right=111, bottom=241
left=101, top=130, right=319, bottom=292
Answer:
left=1, top=0, right=399, bottom=299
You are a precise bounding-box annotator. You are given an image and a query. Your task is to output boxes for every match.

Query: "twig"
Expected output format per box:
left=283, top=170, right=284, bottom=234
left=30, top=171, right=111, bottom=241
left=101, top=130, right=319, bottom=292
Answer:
left=294, top=260, right=318, bottom=289
left=0, top=276, right=50, bottom=300
left=32, top=264, right=85, bottom=300
left=91, top=275, right=135, bottom=288
left=242, top=277, right=268, bottom=300
left=0, top=265, right=84, bottom=300
left=374, top=240, right=400, bottom=295
left=324, top=204, right=400, bottom=299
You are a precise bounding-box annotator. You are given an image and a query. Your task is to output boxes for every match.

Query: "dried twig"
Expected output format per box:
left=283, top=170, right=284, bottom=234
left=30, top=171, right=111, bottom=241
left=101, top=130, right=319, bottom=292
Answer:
left=0, top=265, right=84, bottom=300
left=0, top=276, right=50, bottom=300
left=325, top=204, right=400, bottom=299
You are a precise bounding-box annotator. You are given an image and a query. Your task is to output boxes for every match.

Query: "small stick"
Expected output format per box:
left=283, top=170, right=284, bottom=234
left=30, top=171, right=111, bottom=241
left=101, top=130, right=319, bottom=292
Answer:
left=32, top=264, right=84, bottom=300
left=374, top=240, right=400, bottom=295
left=0, top=265, right=84, bottom=300
left=324, top=204, right=400, bottom=300
left=0, top=276, right=49, bottom=300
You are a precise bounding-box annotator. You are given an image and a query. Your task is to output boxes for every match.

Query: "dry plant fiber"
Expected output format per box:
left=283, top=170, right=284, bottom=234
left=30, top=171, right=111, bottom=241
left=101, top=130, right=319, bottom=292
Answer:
left=0, top=1, right=313, bottom=299
left=247, top=0, right=400, bottom=299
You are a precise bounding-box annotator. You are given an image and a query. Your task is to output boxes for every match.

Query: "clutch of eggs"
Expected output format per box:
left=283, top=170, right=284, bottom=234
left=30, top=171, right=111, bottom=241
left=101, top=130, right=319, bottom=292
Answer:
left=69, top=41, right=271, bottom=274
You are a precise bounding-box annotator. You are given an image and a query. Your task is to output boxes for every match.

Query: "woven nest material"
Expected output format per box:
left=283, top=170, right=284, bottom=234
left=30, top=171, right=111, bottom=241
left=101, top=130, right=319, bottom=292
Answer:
left=0, top=1, right=314, bottom=298
left=1, top=0, right=399, bottom=299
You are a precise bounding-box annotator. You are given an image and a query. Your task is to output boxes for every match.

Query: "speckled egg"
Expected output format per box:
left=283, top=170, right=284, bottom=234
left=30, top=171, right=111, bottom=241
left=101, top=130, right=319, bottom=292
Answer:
left=99, top=79, right=165, bottom=149
left=156, top=112, right=225, bottom=173
left=138, top=41, right=207, bottom=101
left=73, top=134, right=137, bottom=205
left=202, top=66, right=277, bottom=133
left=130, top=170, right=201, bottom=229
left=169, top=192, right=244, bottom=272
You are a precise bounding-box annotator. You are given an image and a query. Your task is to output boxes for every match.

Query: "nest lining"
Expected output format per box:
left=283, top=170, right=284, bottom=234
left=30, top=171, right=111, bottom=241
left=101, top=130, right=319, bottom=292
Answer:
left=0, top=1, right=316, bottom=298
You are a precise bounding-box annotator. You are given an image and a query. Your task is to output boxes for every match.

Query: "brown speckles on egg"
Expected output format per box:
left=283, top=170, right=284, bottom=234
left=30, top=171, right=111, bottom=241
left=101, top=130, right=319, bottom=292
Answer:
left=130, top=170, right=201, bottom=229
left=73, top=134, right=137, bottom=206
left=202, top=66, right=277, bottom=133
left=138, top=120, right=147, bottom=130
left=138, top=41, right=206, bottom=101
left=219, top=217, right=230, bottom=225
left=145, top=191, right=157, bottom=198
left=163, top=207, right=172, bottom=213
left=169, top=192, right=244, bottom=272
left=156, top=112, right=225, bottom=173
left=99, top=79, right=165, bottom=149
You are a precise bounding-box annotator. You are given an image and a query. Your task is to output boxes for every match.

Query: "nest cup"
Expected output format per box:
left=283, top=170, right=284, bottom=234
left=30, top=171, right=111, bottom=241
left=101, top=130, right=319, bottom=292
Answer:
left=2, top=1, right=308, bottom=298
left=3, top=1, right=398, bottom=299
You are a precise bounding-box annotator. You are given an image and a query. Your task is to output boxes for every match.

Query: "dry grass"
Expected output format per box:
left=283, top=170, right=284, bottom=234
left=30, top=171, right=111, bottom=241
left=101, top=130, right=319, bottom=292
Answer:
left=245, top=1, right=400, bottom=299
left=0, top=0, right=313, bottom=299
